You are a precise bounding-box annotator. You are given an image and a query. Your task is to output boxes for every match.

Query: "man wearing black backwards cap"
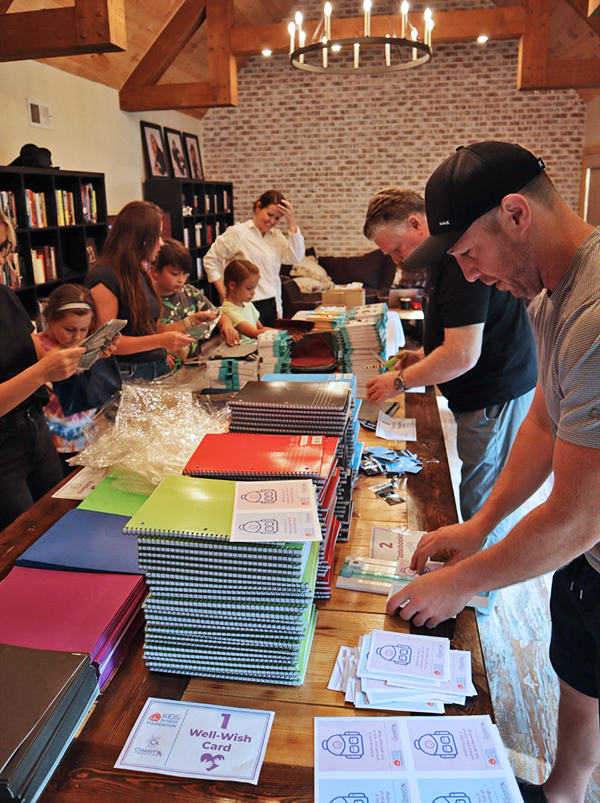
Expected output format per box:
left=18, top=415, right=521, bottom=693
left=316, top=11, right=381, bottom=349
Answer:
left=388, top=141, right=600, bottom=803
left=364, top=189, right=537, bottom=605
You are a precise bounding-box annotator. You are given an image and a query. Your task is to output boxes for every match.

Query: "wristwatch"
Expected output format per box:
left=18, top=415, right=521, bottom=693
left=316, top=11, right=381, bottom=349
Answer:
left=393, top=371, right=406, bottom=393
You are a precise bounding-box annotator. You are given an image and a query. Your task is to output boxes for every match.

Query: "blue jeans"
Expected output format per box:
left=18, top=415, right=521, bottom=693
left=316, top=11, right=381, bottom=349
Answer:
left=118, top=358, right=170, bottom=382
left=453, top=388, right=535, bottom=612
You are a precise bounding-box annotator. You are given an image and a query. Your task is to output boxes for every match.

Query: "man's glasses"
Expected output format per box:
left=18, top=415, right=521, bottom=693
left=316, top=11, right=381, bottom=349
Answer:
left=0, top=240, right=14, bottom=258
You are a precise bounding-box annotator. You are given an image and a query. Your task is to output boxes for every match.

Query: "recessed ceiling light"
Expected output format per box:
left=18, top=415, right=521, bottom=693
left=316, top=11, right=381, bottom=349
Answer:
left=262, top=49, right=272, bottom=57
left=477, top=35, right=488, bottom=43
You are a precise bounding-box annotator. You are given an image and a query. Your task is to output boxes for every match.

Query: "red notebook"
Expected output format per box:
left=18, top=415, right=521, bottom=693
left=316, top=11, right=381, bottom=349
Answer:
left=184, top=433, right=338, bottom=480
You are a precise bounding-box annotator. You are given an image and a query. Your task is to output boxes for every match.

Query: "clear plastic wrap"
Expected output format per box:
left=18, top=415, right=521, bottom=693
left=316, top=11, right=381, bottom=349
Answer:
left=70, top=375, right=230, bottom=486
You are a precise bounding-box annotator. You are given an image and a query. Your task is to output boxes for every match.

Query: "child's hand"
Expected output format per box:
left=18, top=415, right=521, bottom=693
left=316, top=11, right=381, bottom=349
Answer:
left=288, top=328, right=306, bottom=343
left=221, top=325, right=240, bottom=346
left=190, top=310, right=217, bottom=324
left=160, top=332, right=194, bottom=351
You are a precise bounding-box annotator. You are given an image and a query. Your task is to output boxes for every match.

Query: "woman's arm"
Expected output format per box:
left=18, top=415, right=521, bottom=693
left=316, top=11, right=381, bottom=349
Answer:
left=90, top=283, right=194, bottom=355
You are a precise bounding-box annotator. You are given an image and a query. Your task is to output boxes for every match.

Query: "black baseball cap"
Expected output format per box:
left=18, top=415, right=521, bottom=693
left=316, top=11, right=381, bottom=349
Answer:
left=403, top=141, right=545, bottom=269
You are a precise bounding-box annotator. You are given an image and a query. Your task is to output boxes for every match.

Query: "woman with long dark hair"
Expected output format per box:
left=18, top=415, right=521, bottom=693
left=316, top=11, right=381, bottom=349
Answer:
left=87, top=200, right=193, bottom=381
left=204, top=189, right=304, bottom=327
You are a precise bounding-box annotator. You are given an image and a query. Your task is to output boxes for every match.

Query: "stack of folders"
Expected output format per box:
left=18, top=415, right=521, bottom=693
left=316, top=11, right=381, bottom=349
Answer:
left=336, top=303, right=388, bottom=397
left=183, top=433, right=340, bottom=598
left=0, top=567, right=147, bottom=689
left=123, top=475, right=319, bottom=684
left=261, top=374, right=364, bottom=542
left=0, top=644, right=98, bottom=803
left=257, top=329, right=291, bottom=377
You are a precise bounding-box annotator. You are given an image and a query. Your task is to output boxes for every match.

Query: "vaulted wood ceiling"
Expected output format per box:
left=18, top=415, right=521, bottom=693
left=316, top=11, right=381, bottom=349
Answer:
left=1, top=0, right=599, bottom=117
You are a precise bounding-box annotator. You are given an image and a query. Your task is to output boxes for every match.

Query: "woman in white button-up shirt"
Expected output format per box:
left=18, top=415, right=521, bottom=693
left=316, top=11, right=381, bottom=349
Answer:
left=203, top=189, right=305, bottom=326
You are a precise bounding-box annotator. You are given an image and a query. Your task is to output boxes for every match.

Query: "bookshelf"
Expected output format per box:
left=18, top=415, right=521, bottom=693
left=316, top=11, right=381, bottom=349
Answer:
left=143, top=178, right=234, bottom=303
left=0, top=166, right=108, bottom=318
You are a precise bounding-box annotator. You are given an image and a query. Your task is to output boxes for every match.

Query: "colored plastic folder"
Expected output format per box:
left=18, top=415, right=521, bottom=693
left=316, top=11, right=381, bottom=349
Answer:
left=0, top=567, right=146, bottom=683
left=78, top=474, right=150, bottom=516
left=16, top=508, right=138, bottom=574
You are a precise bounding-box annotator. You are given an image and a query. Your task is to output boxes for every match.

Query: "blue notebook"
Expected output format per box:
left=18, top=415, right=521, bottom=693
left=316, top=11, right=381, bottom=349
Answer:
left=16, top=508, right=139, bottom=574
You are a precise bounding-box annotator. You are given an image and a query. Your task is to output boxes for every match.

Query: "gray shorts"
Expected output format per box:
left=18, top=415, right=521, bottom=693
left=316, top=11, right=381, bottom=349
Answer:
left=549, top=555, right=600, bottom=698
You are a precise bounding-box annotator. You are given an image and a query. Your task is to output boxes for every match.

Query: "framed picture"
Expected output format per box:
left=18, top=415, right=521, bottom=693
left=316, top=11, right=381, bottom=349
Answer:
left=183, top=132, right=203, bottom=180
left=164, top=128, right=189, bottom=179
left=140, top=121, right=171, bottom=179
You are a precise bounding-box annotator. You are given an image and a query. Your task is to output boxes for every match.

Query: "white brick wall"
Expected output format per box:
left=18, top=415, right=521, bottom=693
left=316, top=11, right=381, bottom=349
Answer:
left=202, top=23, right=585, bottom=256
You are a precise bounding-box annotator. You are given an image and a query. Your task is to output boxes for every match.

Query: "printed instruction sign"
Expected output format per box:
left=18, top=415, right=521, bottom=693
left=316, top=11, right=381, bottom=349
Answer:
left=375, top=411, right=417, bottom=441
left=115, top=698, right=274, bottom=785
left=231, top=479, right=321, bottom=543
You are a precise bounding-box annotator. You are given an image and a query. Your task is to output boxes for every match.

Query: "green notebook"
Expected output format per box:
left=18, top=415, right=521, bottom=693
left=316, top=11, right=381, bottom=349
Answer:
left=123, top=475, right=237, bottom=539
left=78, top=475, right=150, bottom=517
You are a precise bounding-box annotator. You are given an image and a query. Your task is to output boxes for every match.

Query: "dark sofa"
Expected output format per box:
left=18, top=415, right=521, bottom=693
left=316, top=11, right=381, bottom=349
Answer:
left=281, top=249, right=396, bottom=319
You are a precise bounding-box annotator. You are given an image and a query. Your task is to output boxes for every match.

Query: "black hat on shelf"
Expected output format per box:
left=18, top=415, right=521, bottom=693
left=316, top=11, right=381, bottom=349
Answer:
left=8, top=144, right=54, bottom=169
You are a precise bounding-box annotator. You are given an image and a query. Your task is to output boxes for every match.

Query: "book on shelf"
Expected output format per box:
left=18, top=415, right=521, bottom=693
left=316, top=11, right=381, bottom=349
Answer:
left=0, top=190, right=18, bottom=229
left=206, top=223, right=213, bottom=245
left=31, top=245, right=57, bottom=284
left=196, top=256, right=203, bottom=278
left=55, top=190, right=76, bottom=226
left=25, top=189, right=48, bottom=228
left=81, top=183, right=98, bottom=223
left=183, top=228, right=190, bottom=248
left=0, top=253, right=24, bottom=289
left=222, top=189, right=229, bottom=212
left=194, top=222, right=203, bottom=247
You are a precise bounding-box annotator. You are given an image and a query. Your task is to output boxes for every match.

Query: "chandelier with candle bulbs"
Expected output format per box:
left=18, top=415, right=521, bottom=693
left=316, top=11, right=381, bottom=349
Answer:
left=289, top=1, right=433, bottom=74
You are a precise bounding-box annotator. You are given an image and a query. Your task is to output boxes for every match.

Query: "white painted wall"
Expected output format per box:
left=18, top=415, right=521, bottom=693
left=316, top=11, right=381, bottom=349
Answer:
left=0, top=60, right=202, bottom=215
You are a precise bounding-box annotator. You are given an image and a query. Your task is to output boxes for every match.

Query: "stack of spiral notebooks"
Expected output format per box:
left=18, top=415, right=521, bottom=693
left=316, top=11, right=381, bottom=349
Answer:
left=259, top=374, right=363, bottom=543
left=123, top=474, right=319, bottom=685
left=183, top=433, right=340, bottom=599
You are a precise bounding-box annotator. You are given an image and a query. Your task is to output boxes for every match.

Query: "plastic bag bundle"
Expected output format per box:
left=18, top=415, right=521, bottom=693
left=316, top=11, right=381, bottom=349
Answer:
left=70, top=383, right=230, bottom=485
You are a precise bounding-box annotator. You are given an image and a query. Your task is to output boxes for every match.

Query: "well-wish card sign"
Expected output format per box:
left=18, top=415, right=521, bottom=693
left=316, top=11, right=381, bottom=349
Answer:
left=115, top=698, right=274, bottom=784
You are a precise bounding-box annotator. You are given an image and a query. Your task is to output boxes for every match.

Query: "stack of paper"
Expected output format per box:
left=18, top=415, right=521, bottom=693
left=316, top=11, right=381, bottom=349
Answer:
left=257, top=329, right=291, bottom=377
left=260, top=374, right=364, bottom=543
left=204, top=355, right=259, bottom=390
left=0, top=567, right=147, bottom=689
left=336, top=303, right=388, bottom=397
left=328, top=630, right=476, bottom=713
left=293, top=306, right=346, bottom=331
left=0, top=644, right=98, bottom=803
left=183, top=433, right=341, bottom=599
left=314, top=714, right=524, bottom=803
left=123, top=475, right=320, bottom=684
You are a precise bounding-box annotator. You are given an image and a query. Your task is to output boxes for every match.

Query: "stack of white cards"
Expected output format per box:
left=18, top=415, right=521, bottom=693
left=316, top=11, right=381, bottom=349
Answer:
left=314, top=714, right=524, bottom=803
left=336, top=304, right=388, bottom=397
left=328, top=629, right=476, bottom=714
left=257, top=329, right=291, bottom=377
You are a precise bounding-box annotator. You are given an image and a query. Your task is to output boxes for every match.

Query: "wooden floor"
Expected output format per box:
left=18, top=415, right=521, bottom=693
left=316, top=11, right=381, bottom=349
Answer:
left=436, top=394, right=600, bottom=800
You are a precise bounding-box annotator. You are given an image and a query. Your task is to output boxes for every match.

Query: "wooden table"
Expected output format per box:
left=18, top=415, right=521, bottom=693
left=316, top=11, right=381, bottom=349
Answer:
left=0, top=387, right=492, bottom=803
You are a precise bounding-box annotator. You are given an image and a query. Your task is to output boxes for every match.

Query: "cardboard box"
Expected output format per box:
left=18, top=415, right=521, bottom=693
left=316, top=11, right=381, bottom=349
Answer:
left=321, top=286, right=366, bottom=308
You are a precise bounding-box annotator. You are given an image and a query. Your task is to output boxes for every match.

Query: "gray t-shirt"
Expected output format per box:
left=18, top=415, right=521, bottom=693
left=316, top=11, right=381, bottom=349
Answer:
left=531, top=226, right=600, bottom=570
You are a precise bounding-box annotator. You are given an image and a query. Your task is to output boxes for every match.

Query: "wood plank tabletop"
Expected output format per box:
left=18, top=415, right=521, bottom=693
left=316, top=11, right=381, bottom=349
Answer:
left=0, top=385, right=493, bottom=803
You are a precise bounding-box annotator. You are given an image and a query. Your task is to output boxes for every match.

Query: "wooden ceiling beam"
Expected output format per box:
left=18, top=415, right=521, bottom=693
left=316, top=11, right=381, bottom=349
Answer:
left=229, top=6, right=526, bottom=54
left=122, top=0, right=207, bottom=88
left=546, top=58, right=600, bottom=86
left=119, top=0, right=237, bottom=112
left=565, top=0, right=600, bottom=34
left=0, top=0, right=126, bottom=62
left=517, top=0, right=550, bottom=88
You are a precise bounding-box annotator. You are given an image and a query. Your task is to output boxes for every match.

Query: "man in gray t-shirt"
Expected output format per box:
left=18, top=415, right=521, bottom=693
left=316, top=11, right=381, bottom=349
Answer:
left=385, top=141, right=600, bottom=803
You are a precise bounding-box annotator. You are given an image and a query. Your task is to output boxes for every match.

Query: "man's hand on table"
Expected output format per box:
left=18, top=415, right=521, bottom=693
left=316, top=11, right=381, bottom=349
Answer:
left=410, top=519, right=488, bottom=574
left=366, top=370, right=399, bottom=405
left=386, top=562, right=475, bottom=628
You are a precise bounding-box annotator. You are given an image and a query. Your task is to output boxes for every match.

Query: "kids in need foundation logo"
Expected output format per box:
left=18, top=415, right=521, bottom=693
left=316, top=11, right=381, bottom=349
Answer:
left=147, top=710, right=181, bottom=728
